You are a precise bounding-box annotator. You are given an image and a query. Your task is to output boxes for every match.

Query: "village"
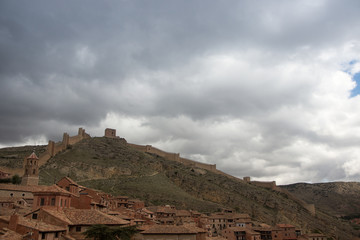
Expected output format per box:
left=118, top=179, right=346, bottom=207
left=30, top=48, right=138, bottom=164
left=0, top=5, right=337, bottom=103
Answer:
left=0, top=129, right=328, bottom=240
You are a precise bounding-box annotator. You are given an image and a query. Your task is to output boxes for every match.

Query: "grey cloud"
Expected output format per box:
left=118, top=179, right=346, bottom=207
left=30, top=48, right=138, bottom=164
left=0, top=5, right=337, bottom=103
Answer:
left=2, top=0, right=360, bottom=183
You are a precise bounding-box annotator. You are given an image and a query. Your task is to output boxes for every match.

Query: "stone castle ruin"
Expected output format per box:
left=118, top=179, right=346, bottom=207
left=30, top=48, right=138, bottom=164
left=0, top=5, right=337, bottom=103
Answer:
left=30, top=128, right=91, bottom=170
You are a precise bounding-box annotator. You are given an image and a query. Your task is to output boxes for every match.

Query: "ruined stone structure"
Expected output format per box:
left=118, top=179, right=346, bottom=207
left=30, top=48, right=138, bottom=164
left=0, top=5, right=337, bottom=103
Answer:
left=104, top=128, right=118, bottom=138
left=40, top=128, right=91, bottom=167
left=243, top=177, right=277, bottom=190
left=128, top=143, right=217, bottom=172
left=21, top=151, right=39, bottom=186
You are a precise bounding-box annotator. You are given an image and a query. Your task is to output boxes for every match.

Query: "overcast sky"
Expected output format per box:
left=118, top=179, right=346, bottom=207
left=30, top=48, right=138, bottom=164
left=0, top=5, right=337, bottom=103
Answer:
left=1, top=0, right=360, bottom=184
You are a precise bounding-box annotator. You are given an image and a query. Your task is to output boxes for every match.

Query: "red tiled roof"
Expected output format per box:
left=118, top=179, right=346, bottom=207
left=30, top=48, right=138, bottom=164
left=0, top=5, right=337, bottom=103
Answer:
left=276, top=224, right=295, bottom=228
left=0, top=216, right=66, bottom=232
left=32, top=184, right=73, bottom=195
left=141, top=225, right=198, bottom=235
left=176, top=210, right=191, bottom=217
left=27, top=152, right=39, bottom=159
left=0, top=227, right=23, bottom=240
left=63, top=209, right=129, bottom=225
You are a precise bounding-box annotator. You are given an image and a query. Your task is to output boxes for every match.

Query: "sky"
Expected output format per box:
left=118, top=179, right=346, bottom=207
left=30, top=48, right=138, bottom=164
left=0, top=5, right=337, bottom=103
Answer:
left=1, top=0, right=360, bottom=185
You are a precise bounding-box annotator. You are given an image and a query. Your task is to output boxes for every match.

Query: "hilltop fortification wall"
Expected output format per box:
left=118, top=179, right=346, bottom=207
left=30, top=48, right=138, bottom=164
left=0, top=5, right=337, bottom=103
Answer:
left=128, top=143, right=217, bottom=172
left=40, top=128, right=90, bottom=166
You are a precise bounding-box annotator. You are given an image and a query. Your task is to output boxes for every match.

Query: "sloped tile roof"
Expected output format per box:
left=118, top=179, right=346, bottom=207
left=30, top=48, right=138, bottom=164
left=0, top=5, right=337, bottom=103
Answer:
left=141, top=225, right=198, bottom=235
left=63, top=209, right=129, bottom=225
left=40, top=208, right=130, bottom=226
left=0, top=227, right=23, bottom=240
left=27, top=152, right=39, bottom=159
left=31, top=184, right=73, bottom=195
left=276, top=223, right=295, bottom=228
left=0, top=216, right=66, bottom=232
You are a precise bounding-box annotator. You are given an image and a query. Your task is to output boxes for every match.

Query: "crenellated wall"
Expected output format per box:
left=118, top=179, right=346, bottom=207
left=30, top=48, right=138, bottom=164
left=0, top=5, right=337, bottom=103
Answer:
left=38, top=128, right=90, bottom=169
left=128, top=143, right=217, bottom=172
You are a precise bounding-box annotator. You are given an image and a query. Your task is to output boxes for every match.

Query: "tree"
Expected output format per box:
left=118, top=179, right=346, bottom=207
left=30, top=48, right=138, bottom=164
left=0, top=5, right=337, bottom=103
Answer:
left=83, top=225, right=113, bottom=240
left=112, top=226, right=139, bottom=240
left=83, top=224, right=138, bottom=240
left=11, top=174, right=21, bottom=184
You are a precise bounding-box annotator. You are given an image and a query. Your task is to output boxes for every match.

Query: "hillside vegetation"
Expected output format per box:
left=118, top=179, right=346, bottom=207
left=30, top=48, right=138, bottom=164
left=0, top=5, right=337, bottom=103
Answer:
left=281, top=182, right=360, bottom=218
left=1, top=137, right=359, bottom=239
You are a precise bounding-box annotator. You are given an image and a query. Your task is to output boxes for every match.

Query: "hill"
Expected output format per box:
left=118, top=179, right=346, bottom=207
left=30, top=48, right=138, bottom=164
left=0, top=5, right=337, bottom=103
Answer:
left=1, top=137, right=359, bottom=239
left=281, top=182, right=360, bottom=219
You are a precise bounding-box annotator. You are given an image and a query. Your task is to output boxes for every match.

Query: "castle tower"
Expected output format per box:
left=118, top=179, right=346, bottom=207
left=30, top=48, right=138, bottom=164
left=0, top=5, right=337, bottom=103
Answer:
left=21, top=150, right=39, bottom=186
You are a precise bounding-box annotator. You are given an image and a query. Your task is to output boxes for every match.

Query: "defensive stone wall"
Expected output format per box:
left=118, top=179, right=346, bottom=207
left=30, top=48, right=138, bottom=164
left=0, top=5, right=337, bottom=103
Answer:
left=128, top=143, right=217, bottom=172
left=35, top=128, right=91, bottom=170
left=250, top=181, right=277, bottom=190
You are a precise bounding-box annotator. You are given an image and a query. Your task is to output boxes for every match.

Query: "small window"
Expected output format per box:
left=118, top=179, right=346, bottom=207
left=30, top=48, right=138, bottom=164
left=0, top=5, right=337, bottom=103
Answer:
left=55, top=232, right=59, bottom=238
left=33, top=169, right=36, bottom=174
left=32, top=213, right=38, bottom=219
left=10, top=193, right=13, bottom=197
left=41, top=232, right=46, bottom=239
left=40, top=198, right=45, bottom=206
left=66, top=187, right=70, bottom=191
left=22, top=193, right=25, bottom=197
left=76, top=226, right=81, bottom=232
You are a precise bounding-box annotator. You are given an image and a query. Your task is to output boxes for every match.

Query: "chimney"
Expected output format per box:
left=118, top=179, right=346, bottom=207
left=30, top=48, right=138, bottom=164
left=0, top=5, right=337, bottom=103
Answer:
left=9, top=214, right=19, bottom=231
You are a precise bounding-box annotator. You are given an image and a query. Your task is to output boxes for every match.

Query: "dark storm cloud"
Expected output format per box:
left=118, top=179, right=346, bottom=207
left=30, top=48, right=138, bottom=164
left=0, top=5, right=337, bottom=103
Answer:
left=2, top=0, right=360, bottom=183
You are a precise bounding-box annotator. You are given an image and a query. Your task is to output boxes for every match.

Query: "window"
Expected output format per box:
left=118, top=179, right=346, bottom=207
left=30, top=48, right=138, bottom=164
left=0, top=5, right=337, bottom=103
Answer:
left=66, top=187, right=70, bottom=191
left=51, top=198, right=55, bottom=206
left=10, top=193, right=13, bottom=197
left=55, top=232, right=59, bottom=238
left=33, top=169, right=36, bottom=174
left=40, top=198, right=45, bottom=206
left=41, top=232, right=46, bottom=239
left=60, top=199, right=63, bottom=206
left=76, top=226, right=81, bottom=232
left=32, top=213, right=38, bottom=219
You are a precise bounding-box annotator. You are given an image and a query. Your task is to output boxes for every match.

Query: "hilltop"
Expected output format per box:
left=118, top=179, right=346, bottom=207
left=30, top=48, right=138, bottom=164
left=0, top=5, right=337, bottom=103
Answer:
left=1, top=135, right=359, bottom=239
left=281, top=182, right=360, bottom=218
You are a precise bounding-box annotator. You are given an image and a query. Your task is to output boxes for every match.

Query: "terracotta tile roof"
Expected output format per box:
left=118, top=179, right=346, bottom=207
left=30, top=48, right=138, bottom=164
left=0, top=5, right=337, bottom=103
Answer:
left=176, top=210, right=191, bottom=217
left=27, top=151, right=39, bottom=159
left=32, top=184, right=73, bottom=195
left=0, top=216, right=66, bottom=232
left=0, top=227, right=23, bottom=240
left=63, top=209, right=129, bottom=225
left=276, top=224, right=295, bottom=228
left=141, top=225, right=198, bottom=235
left=183, top=225, right=207, bottom=233
left=141, top=208, right=154, bottom=214
left=39, top=208, right=73, bottom=225
left=0, top=184, right=36, bottom=192
left=0, top=184, right=73, bottom=196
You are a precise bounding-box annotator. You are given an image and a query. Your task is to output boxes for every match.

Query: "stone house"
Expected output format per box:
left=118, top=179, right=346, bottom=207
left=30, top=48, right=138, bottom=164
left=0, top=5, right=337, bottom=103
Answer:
left=24, top=207, right=130, bottom=239
left=209, top=212, right=252, bottom=235
left=272, top=224, right=297, bottom=240
left=0, top=214, right=66, bottom=240
left=32, top=185, right=73, bottom=210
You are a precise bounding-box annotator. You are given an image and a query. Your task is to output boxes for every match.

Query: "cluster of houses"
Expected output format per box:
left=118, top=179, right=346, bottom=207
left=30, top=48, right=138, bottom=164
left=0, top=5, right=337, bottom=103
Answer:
left=0, top=151, right=328, bottom=240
